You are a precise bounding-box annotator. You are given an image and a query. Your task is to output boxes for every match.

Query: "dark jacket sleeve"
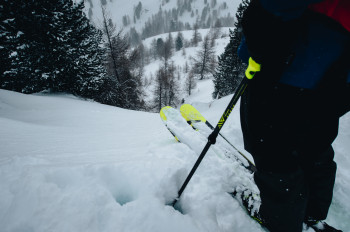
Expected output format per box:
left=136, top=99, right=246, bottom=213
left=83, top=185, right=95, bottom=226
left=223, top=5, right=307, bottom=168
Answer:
left=241, top=0, right=323, bottom=64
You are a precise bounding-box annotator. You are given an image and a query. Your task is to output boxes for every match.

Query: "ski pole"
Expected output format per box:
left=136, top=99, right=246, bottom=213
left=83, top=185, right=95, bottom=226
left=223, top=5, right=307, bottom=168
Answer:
left=180, top=104, right=256, bottom=172
left=172, top=57, right=261, bottom=207
left=204, top=120, right=257, bottom=173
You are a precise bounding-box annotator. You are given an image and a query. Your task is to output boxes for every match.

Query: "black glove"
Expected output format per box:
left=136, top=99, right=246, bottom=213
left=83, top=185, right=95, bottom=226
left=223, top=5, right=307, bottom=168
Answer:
left=242, top=0, right=302, bottom=65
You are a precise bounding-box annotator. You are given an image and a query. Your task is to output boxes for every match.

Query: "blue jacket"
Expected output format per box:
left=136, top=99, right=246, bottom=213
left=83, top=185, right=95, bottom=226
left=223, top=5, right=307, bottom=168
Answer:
left=238, top=0, right=350, bottom=89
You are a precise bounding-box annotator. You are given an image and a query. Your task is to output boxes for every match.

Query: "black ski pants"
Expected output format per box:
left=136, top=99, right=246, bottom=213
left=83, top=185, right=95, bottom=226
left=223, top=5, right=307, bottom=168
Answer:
left=240, top=73, right=349, bottom=232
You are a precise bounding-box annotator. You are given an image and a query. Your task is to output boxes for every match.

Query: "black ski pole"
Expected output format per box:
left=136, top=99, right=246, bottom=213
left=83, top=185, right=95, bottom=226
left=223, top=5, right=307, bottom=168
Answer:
left=204, top=120, right=257, bottom=173
left=172, top=57, right=261, bottom=207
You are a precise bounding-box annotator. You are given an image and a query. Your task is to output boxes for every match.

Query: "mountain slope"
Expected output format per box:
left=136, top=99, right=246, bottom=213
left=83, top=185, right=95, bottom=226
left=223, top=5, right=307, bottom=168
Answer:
left=84, top=0, right=241, bottom=40
left=0, top=86, right=349, bottom=231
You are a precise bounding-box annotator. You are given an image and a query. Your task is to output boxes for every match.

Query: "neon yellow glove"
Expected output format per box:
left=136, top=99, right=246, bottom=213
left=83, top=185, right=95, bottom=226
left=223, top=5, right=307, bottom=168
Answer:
left=245, top=57, right=261, bottom=80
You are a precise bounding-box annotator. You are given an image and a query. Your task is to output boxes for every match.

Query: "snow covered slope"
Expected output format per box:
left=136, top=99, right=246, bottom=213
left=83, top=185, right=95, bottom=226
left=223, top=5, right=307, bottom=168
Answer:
left=0, top=86, right=349, bottom=231
left=84, top=0, right=240, bottom=34
left=141, top=27, right=232, bottom=104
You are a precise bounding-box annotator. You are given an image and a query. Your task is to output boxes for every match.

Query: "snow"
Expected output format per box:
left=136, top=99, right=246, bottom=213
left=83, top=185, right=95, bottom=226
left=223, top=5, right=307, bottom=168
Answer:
left=9, top=51, right=17, bottom=57
left=0, top=84, right=349, bottom=231
left=84, top=0, right=240, bottom=33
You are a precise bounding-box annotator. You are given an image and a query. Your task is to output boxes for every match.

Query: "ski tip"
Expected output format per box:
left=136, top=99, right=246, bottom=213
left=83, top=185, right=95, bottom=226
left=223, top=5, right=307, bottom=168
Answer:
left=160, top=106, right=173, bottom=122
left=180, top=104, right=206, bottom=123
left=159, top=106, right=181, bottom=142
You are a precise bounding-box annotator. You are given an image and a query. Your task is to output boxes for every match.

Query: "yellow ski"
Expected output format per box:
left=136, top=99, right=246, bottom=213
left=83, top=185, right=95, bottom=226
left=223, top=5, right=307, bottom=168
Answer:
left=160, top=106, right=180, bottom=142
left=180, top=104, right=256, bottom=173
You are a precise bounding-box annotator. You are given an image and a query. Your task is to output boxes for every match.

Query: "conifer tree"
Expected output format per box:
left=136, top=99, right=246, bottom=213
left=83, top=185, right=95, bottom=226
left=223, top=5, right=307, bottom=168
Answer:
left=212, top=0, right=249, bottom=99
left=62, top=1, right=106, bottom=98
left=166, top=32, right=174, bottom=54
left=0, top=0, right=22, bottom=91
left=1, top=0, right=106, bottom=100
left=175, top=32, right=184, bottom=51
left=156, top=38, right=165, bottom=59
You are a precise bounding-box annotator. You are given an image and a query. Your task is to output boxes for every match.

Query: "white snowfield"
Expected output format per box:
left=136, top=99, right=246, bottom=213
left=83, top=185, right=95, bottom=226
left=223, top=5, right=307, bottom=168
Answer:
left=0, top=85, right=349, bottom=232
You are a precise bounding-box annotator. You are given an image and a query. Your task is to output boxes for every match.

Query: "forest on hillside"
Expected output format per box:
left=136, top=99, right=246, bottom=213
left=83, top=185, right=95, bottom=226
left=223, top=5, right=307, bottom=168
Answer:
left=0, top=0, right=249, bottom=112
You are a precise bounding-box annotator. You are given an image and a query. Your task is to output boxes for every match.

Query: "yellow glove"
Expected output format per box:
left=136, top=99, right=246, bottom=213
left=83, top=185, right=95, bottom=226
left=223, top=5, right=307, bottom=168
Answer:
left=245, top=57, right=261, bottom=80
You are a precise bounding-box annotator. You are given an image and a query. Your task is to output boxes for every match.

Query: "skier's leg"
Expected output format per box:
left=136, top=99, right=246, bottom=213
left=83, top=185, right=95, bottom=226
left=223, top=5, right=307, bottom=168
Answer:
left=297, top=94, right=339, bottom=222
left=302, top=146, right=337, bottom=221
left=240, top=80, right=312, bottom=232
left=253, top=168, right=308, bottom=232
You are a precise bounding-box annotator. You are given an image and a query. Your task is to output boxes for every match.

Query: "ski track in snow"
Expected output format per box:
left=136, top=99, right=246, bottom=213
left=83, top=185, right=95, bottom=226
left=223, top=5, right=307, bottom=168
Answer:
left=0, top=85, right=349, bottom=232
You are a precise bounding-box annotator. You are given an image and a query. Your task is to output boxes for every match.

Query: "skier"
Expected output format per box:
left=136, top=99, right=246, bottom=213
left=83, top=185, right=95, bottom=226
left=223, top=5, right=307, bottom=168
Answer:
left=238, top=0, right=350, bottom=231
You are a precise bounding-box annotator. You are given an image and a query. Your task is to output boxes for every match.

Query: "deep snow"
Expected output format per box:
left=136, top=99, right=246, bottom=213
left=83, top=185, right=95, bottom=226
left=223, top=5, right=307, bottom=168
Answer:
left=0, top=81, right=349, bottom=231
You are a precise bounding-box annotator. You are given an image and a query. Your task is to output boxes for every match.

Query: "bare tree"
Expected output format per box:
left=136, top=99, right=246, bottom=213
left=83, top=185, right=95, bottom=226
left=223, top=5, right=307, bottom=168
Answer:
left=148, top=38, right=157, bottom=61
left=191, top=23, right=201, bottom=47
left=163, top=36, right=173, bottom=68
left=100, top=6, right=143, bottom=109
left=166, top=62, right=179, bottom=106
left=167, top=32, right=175, bottom=53
left=184, top=61, right=189, bottom=73
left=192, top=34, right=216, bottom=80
left=152, top=63, right=180, bottom=112
left=185, top=70, right=197, bottom=96
left=182, top=47, right=186, bottom=57
left=209, top=26, right=221, bottom=46
left=153, top=67, right=165, bottom=112
left=101, top=6, right=120, bottom=82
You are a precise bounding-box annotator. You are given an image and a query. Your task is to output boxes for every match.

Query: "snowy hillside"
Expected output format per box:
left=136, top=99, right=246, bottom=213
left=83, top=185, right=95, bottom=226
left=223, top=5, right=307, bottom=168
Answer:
left=84, top=0, right=240, bottom=41
left=1, top=82, right=349, bottom=231
left=141, top=27, right=232, bottom=104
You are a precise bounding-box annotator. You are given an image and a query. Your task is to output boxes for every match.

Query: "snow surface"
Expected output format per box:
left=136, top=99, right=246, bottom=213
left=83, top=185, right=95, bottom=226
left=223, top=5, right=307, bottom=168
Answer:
left=0, top=84, right=349, bottom=231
